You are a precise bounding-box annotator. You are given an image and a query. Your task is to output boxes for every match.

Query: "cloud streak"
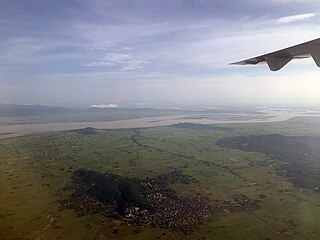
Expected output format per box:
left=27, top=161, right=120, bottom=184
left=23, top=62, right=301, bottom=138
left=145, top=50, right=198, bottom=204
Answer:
left=277, top=13, right=318, bottom=23
left=90, top=104, right=119, bottom=108
left=83, top=52, right=150, bottom=71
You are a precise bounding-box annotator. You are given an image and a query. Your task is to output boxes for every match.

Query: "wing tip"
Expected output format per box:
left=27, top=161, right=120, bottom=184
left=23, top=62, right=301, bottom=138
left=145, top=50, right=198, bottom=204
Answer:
left=230, top=58, right=260, bottom=66
left=229, top=61, right=244, bottom=65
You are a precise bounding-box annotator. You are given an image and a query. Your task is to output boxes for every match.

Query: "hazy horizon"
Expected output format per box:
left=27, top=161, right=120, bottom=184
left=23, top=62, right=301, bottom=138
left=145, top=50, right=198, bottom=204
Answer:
left=3, top=99, right=320, bottom=111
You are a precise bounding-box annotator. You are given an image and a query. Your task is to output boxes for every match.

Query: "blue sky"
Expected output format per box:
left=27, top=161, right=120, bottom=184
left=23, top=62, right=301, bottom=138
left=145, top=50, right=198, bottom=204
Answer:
left=1, top=0, right=320, bottom=107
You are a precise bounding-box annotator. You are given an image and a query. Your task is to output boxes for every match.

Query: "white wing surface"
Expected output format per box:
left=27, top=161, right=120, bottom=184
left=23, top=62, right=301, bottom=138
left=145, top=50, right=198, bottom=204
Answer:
left=231, top=38, right=320, bottom=71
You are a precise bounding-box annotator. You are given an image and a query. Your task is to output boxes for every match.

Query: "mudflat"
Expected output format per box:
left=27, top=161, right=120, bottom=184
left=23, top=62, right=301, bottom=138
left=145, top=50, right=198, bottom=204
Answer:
left=0, top=110, right=318, bottom=139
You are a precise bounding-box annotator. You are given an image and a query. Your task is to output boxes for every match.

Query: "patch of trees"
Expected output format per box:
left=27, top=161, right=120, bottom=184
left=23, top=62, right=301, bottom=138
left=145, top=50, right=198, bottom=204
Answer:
left=217, top=134, right=320, bottom=191
left=73, top=169, right=150, bottom=214
left=68, top=127, right=97, bottom=135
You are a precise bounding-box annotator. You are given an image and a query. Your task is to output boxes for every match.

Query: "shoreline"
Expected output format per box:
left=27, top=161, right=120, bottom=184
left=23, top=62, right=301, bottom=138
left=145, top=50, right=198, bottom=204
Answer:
left=0, top=111, right=319, bottom=140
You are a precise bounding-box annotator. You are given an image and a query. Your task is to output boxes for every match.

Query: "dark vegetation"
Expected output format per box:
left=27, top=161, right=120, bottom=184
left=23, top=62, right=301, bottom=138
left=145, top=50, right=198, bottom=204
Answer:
left=217, top=134, right=320, bottom=191
left=72, top=169, right=150, bottom=214
left=171, top=123, right=231, bottom=131
left=60, top=169, right=207, bottom=234
left=60, top=169, right=259, bottom=234
left=68, top=127, right=97, bottom=135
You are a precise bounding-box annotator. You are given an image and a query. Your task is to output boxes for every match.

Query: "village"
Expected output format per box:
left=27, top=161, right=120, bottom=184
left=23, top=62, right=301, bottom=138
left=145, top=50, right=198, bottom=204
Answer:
left=59, top=169, right=260, bottom=234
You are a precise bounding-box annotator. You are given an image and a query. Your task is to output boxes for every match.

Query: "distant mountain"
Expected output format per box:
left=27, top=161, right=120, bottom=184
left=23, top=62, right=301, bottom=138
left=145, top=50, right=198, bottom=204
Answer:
left=0, top=103, right=75, bottom=117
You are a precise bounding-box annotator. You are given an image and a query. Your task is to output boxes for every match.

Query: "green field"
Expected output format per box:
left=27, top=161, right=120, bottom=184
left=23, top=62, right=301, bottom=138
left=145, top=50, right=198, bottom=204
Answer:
left=1, top=117, right=320, bottom=239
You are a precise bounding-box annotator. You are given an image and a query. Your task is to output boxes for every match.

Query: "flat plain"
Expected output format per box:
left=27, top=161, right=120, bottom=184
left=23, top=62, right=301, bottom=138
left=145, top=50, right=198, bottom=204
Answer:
left=1, top=117, right=320, bottom=239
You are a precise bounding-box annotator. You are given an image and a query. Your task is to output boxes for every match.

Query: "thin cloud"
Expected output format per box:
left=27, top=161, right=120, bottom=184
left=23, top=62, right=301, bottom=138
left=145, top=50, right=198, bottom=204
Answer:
left=83, top=52, right=150, bottom=71
left=81, top=61, right=114, bottom=67
left=90, top=103, right=119, bottom=108
left=277, top=13, right=317, bottom=23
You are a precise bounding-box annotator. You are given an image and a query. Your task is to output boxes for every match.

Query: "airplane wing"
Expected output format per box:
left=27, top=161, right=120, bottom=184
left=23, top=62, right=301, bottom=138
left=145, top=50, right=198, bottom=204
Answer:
left=231, top=38, right=320, bottom=71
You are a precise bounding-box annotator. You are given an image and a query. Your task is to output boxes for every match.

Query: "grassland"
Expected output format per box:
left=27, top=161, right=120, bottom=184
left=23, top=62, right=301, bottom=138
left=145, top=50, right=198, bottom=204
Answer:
left=1, top=117, right=320, bottom=239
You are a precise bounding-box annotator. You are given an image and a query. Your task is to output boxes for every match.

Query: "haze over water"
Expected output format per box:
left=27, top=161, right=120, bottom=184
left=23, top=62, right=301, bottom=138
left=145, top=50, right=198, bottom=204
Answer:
left=1, top=110, right=319, bottom=140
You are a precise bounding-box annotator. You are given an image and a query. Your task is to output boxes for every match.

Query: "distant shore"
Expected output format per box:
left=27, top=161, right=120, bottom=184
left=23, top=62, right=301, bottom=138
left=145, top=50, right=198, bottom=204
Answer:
left=0, top=111, right=320, bottom=140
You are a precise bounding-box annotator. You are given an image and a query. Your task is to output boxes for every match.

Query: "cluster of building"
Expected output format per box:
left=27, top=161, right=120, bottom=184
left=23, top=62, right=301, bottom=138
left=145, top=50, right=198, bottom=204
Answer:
left=146, top=169, right=193, bottom=186
left=59, top=185, right=118, bottom=218
left=59, top=169, right=259, bottom=235
left=123, top=171, right=210, bottom=234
